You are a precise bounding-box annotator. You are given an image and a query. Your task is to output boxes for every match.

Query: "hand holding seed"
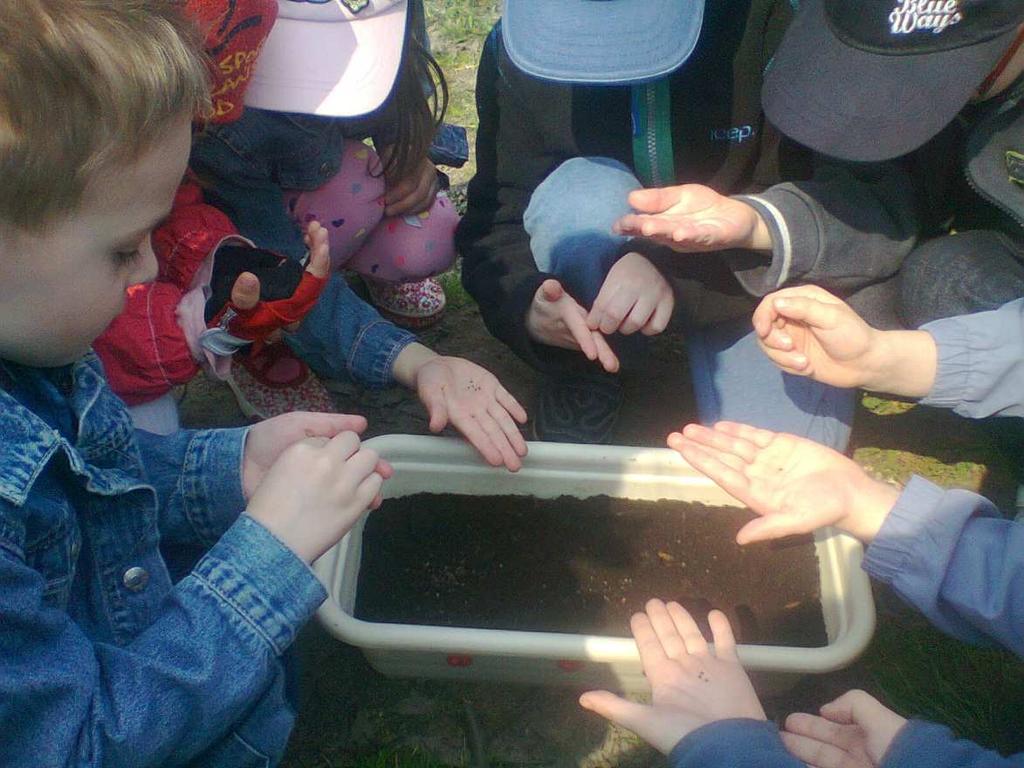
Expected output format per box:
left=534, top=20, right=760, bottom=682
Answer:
left=579, top=599, right=765, bottom=755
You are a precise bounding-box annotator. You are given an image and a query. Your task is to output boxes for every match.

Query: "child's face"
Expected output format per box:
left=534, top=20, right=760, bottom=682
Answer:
left=0, top=118, right=191, bottom=367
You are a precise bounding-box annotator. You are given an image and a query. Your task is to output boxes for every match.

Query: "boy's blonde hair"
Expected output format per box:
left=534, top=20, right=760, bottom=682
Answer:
left=0, top=0, right=210, bottom=231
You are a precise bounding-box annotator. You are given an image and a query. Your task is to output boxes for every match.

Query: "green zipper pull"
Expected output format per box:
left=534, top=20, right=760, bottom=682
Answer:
left=631, top=79, right=675, bottom=187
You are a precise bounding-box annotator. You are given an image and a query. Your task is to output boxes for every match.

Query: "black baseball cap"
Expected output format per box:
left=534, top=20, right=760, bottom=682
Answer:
left=763, top=0, right=1024, bottom=161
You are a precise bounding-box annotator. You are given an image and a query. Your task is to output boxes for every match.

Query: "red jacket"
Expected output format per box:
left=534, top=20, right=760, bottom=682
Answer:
left=94, top=181, right=242, bottom=404
left=93, top=0, right=278, bottom=404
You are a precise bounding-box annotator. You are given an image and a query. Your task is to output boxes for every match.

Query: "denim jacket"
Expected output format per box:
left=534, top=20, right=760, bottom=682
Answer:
left=191, top=108, right=414, bottom=387
left=0, top=353, right=326, bottom=767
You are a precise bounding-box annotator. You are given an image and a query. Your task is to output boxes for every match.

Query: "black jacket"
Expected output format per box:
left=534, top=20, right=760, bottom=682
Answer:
left=457, top=2, right=919, bottom=372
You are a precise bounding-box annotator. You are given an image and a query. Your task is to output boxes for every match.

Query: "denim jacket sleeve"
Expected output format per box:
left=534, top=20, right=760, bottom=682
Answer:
left=286, top=271, right=416, bottom=387
left=668, top=719, right=803, bottom=768
left=134, top=427, right=248, bottom=547
left=919, top=298, right=1024, bottom=419
left=0, top=511, right=326, bottom=767
left=883, top=721, right=1024, bottom=768
left=863, top=475, right=1024, bottom=656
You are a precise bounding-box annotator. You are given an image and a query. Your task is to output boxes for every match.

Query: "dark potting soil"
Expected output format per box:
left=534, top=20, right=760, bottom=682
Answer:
left=354, top=494, right=827, bottom=647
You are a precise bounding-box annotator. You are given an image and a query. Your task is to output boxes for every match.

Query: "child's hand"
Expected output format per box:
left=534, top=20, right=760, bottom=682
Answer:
left=384, top=155, right=441, bottom=217
left=753, top=286, right=879, bottom=388
left=587, top=252, right=674, bottom=337
left=753, top=285, right=938, bottom=398
left=580, top=600, right=766, bottom=755
left=242, top=411, right=370, bottom=498
left=782, top=690, right=907, bottom=768
left=415, top=355, right=529, bottom=471
left=246, top=430, right=393, bottom=563
left=668, top=422, right=900, bottom=544
left=614, top=184, right=772, bottom=252
left=526, top=279, right=620, bottom=372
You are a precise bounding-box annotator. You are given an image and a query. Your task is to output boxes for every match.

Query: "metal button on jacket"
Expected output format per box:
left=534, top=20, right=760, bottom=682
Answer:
left=122, top=566, right=149, bottom=592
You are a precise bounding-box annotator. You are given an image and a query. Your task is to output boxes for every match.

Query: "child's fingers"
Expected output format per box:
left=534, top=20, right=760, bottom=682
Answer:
left=540, top=278, right=565, bottom=302
left=305, top=223, right=331, bottom=279
left=759, top=325, right=795, bottom=351
left=375, top=458, right=394, bottom=480
left=456, top=415, right=504, bottom=467
left=643, top=296, right=673, bottom=336
left=351, top=469, right=385, bottom=514
left=785, top=713, right=860, bottom=753
left=779, top=730, right=849, bottom=768
left=676, top=423, right=759, bottom=463
left=630, top=611, right=670, bottom=669
left=488, top=402, right=527, bottom=458
left=325, top=430, right=361, bottom=462
left=562, top=304, right=599, bottom=359
left=706, top=609, right=738, bottom=661
left=495, top=386, right=528, bottom=425
left=772, top=295, right=842, bottom=330
left=592, top=332, right=621, bottom=373
left=761, top=348, right=810, bottom=374
left=290, top=412, right=368, bottom=439
left=751, top=298, right=778, bottom=338
left=621, top=294, right=656, bottom=336
left=231, top=271, right=261, bottom=311
left=645, top=599, right=689, bottom=660
left=627, top=186, right=682, bottom=214
left=819, top=690, right=883, bottom=727
left=658, top=600, right=708, bottom=656
left=735, top=513, right=810, bottom=546
left=711, top=421, right=776, bottom=449
left=668, top=440, right=754, bottom=508
left=578, top=691, right=655, bottom=744
left=475, top=412, right=523, bottom=471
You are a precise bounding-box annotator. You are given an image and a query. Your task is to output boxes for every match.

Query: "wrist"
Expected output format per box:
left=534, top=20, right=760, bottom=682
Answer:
left=746, top=209, right=773, bottom=251
left=841, top=475, right=900, bottom=543
left=391, top=342, right=438, bottom=389
left=860, top=330, right=937, bottom=397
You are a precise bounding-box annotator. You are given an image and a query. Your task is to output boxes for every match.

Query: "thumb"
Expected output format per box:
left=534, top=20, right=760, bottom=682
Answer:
left=231, top=272, right=260, bottom=311
left=421, top=388, right=449, bottom=433
left=304, top=220, right=331, bottom=279
left=540, top=278, right=564, bottom=302
left=627, top=186, right=684, bottom=214
left=579, top=690, right=654, bottom=735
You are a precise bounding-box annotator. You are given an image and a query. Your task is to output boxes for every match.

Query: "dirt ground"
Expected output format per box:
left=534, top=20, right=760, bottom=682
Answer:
left=178, top=286, right=1019, bottom=768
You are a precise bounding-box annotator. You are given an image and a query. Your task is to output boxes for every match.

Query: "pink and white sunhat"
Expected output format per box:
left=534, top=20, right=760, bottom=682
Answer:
left=245, top=0, right=408, bottom=117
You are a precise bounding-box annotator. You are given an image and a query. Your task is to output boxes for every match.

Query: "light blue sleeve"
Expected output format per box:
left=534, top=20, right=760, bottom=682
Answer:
left=884, top=721, right=1024, bottom=768
left=863, top=476, right=1024, bottom=656
left=920, top=298, right=1024, bottom=418
left=134, top=427, right=249, bottom=547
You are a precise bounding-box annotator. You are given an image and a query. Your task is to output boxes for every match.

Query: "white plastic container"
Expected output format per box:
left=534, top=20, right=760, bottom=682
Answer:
left=314, top=435, right=875, bottom=693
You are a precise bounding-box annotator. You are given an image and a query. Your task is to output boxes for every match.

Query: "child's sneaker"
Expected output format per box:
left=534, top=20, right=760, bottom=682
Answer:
left=364, top=276, right=446, bottom=329
left=226, top=342, right=335, bottom=420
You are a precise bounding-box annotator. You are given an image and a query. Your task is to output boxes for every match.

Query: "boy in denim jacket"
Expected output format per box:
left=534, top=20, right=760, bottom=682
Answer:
left=0, top=2, right=389, bottom=765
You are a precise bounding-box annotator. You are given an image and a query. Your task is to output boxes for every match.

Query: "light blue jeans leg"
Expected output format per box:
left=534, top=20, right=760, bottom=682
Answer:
left=525, top=157, right=646, bottom=364
left=687, top=318, right=855, bottom=451
left=524, top=156, right=639, bottom=306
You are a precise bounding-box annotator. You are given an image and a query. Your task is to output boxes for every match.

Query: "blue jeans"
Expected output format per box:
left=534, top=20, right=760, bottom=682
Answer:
left=524, top=157, right=854, bottom=450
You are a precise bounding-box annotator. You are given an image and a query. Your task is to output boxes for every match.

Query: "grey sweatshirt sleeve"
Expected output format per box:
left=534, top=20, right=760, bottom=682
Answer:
left=728, top=157, right=919, bottom=296
left=919, top=298, right=1024, bottom=418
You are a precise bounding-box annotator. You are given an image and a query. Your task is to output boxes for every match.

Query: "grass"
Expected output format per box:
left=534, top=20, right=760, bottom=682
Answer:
left=867, top=620, right=1024, bottom=756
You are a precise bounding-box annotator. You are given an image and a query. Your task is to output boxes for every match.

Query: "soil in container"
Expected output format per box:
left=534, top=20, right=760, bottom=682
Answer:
left=354, top=493, right=827, bottom=647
